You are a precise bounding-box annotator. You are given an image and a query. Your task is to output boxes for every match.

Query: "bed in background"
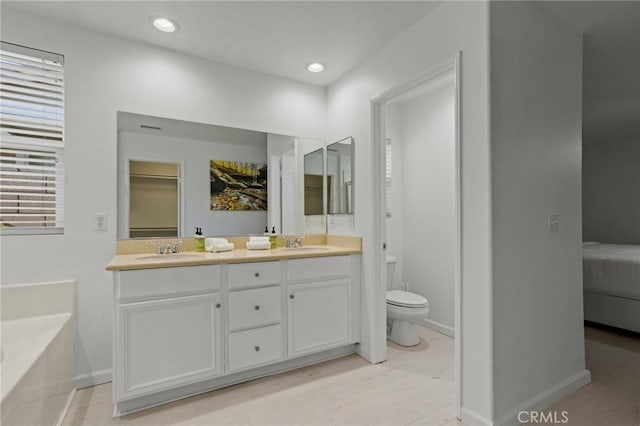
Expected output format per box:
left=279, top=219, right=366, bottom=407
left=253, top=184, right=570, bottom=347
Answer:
left=583, top=242, right=640, bottom=333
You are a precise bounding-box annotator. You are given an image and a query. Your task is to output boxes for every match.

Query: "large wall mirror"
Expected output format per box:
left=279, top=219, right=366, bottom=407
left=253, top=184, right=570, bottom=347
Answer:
left=117, top=112, right=325, bottom=239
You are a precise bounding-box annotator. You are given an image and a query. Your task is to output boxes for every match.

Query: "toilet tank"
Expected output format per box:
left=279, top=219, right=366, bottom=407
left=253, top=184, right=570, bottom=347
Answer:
left=386, top=254, right=397, bottom=290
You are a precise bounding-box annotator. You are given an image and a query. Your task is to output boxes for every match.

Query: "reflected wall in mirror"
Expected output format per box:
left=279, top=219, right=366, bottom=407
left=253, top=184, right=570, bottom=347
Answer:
left=327, top=137, right=354, bottom=215
left=117, top=112, right=325, bottom=239
left=303, top=148, right=324, bottom=216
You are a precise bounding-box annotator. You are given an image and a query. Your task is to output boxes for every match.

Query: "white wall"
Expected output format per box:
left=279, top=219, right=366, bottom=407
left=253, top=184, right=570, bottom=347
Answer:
left=387, top=76, right=456, bottom=336
left=489, top=2, right=589, bottom=424
left=118, top=131, right=268, bottom=238
left=0, top=7, right=325, bottom=386
left=582, top=140, right=640, bottom=244
left=327, top=1, right=493, bottom=421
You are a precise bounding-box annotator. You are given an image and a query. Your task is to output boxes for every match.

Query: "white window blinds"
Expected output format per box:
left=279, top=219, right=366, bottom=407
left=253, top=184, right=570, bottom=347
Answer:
left=385, top=138, right=392, bottom=218
left=0, top=42, right=65, bottom=234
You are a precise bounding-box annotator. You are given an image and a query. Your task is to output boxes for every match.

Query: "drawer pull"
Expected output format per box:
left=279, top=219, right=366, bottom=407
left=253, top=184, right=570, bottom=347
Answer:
left=289, top=294, right=295, bottom=299
left=216, top=303, right=221, bottom=309
left=254, top=272, right=260, bottom=278
left=254, top=346, right=261, bottom=352
left=254, top=305, right=260, bottom=311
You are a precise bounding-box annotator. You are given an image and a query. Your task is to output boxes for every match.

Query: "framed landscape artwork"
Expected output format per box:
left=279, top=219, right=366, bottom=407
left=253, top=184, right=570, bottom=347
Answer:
left=210, top=160, right=267, bottom=210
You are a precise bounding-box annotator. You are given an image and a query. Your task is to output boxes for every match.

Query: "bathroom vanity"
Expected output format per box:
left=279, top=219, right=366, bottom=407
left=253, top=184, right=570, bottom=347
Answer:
left=107, top=240, right=361, bottom=416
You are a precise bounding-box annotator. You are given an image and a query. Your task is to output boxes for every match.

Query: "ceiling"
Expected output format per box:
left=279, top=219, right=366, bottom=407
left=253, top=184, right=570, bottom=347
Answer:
left=3, top=1, right=637, bottom=142
left=2, top=1, right=442, bottom=87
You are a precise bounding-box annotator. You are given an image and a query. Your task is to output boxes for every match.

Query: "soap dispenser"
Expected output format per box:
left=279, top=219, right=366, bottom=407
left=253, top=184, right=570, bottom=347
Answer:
left=269, top=226, right=278, bottom=249
left=194, top=227, right=205, bottom=252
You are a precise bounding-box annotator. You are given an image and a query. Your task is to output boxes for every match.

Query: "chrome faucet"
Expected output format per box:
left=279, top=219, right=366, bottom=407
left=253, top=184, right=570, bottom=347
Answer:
left=285, top=236, right=305, bottom=248
left=156, top=241, right=180, bottom=254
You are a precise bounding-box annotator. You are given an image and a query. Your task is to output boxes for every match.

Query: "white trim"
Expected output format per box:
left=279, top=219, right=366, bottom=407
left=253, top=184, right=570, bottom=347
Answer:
left=495, top=369, right=591, bottom=426
left=121, top=158, right=185, bottom=238
left=73, top=368, right=112, bottom=389
left=418, top=318, right=455, bottom=338
left=370, top=52, right=462, bottom=418
left=461, top=407, right=494, bottom=426
left=55, top=388, right=76, bottom=426
left=0, top=279, right=74, bottom=289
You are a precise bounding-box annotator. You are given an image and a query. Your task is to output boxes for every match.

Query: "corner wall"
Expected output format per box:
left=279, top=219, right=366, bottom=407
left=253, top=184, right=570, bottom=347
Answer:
left=327, top=1, right=493, bottom=421
left=0, top=7, right=326, bottom=385
left=489, top=2, right=589, bottom=423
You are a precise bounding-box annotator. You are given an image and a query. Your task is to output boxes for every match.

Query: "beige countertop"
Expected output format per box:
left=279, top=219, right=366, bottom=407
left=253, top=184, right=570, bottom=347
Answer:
left=107, top=237, right=361, bottom=271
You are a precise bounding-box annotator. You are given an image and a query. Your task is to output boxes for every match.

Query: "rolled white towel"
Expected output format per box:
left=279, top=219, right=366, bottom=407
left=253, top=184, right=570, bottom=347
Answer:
left=205, top=238, right=230, bottom=252
left=246, top=241, right=271, bottom=250
left=210, top=243, right=234, bottom=253
left=249, top=236, right=270, bottom=244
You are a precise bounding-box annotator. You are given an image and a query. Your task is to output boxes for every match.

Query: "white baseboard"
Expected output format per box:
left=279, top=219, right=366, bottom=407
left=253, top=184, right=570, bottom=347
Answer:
left=55, top=388, right=76, bottom=426
left=355, top=344, right=372, bottom=363
left=495, top=369, right=591, bottom=426
left=418, top=318, right=455, bottom=338
left=74, top=368, right=112, bottom=389
left=461, top=407, right=493, bottom=426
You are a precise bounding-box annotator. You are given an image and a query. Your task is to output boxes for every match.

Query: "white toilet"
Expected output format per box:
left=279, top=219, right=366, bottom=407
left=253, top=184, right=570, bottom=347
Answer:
left=386, top=255, right=430, bottom=346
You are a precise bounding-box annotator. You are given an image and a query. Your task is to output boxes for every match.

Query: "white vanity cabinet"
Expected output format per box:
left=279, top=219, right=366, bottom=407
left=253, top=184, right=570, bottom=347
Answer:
left=111, top=254, right=360, bottom=415
left=113, top=265, right=224, bottom=401
left=286, top=255, right=359, bottom=357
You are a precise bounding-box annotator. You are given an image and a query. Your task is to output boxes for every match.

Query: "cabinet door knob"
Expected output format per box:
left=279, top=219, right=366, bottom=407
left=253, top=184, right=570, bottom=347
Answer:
left=254, top=305, right=260, bottom=311
left=254, top=272, right=260, bottom=278
left=254, top=346, right=260, bottom=352
left=289, top=294, right=295, bottom=299
left=216, top=303, right=221, bottom=309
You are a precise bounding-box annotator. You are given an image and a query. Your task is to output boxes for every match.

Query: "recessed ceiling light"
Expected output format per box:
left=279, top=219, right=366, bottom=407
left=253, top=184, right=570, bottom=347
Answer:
left=306, top=62, right=325, bottom=73
left=151, top=16, right=178, bottom=33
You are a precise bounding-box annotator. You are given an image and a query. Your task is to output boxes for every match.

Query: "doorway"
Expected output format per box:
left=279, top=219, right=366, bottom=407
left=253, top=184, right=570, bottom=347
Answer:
left=371, top=53, right=462, bottom=418
left=127, top=160, right=181, bottom=238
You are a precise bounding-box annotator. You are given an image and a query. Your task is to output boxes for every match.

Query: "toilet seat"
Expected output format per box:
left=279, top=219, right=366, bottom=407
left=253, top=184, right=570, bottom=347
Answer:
left=386, top=290, right=428, bottom=308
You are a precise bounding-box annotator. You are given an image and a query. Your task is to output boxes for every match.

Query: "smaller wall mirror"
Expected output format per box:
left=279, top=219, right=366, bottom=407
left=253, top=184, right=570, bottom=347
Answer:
left=326, top=137, right=354, bottom=215
left=303, top=148, right=325, bottom=215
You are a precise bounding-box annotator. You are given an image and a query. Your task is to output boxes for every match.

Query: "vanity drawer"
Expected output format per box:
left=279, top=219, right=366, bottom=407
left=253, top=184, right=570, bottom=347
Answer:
left=116, top=265, right=221, bottom=301
left=228, top=261, right=281, bottom=289
left=287, top=256, right=351, bottom=282
left=228, top=286, right=281, bottom=331
left=227, top=324, right=283, bottom=372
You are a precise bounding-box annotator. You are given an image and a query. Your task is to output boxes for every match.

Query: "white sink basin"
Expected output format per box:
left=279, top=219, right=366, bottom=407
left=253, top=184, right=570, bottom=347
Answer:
left=136, top=253, right=205, bottom=261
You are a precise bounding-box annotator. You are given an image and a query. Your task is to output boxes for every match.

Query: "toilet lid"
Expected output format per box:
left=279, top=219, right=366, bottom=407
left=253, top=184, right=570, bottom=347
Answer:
left=386, top=290, right=429, bottom=308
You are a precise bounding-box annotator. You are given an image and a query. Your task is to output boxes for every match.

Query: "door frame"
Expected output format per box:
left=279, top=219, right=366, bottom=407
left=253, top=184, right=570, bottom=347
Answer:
left=370, top=52, right=462, bottom=418
left=122, top=157, right=185, bottom=238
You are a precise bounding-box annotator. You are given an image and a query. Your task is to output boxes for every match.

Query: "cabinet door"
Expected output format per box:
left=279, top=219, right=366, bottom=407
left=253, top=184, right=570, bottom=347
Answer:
left=287, top=279, right=351, bottom=357
left=116, top=293, right=223, bottom=400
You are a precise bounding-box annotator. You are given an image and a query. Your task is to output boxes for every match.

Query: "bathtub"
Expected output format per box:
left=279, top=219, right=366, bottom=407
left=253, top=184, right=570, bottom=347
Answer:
left=1, top=281, right=75, bottom=426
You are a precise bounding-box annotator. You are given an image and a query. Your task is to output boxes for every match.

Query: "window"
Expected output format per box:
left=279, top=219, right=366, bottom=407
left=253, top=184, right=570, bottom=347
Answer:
left=0, top=42, right=64, bottom=234
left=385, top=138, right=392, bottom=218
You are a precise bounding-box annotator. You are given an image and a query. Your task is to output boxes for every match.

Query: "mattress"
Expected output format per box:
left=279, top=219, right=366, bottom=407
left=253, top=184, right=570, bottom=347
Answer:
left=583, top=243, right=640, bottom=300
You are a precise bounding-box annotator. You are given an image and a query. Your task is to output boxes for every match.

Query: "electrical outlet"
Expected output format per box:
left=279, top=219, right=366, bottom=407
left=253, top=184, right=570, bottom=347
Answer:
left=95, top=213, right=107, bottom=232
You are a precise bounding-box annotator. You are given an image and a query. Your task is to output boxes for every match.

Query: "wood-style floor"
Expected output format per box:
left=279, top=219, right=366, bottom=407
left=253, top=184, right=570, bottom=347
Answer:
left=62, top=324, right=640, bottom=426
left=62, top=327, right=458, bottom=426
left=541, top=324, right=640, bottom=426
